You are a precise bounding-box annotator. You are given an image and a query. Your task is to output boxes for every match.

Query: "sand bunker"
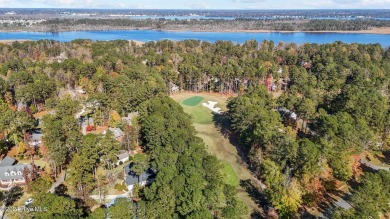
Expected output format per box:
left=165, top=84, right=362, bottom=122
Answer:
left=202, top=101, right=222, bottom=114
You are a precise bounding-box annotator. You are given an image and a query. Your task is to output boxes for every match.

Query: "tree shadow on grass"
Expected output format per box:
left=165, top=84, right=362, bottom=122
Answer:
left=374, top=152, right=390, bottom=166
left=316, top=183, right=352, bottom=218
left=240, top=179, right=269, bottom=218
left=382, top=150, right=390, bottom=160
left=212, top=112, right=251, bottom=163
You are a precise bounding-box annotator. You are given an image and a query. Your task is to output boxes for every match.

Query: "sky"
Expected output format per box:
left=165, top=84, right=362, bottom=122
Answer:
left=0, top=0, right=389, bottom=9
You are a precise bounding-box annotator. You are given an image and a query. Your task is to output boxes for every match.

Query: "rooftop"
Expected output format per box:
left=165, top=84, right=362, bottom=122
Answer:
left=0, top=156, right=16, bottom=167
left=124, top=163, right=154, bottom=187
left=104, top=128, right=124, bottom=139
left=117, top=150, right=129, bottom=160
left=0, top=157, right=32, bottom=181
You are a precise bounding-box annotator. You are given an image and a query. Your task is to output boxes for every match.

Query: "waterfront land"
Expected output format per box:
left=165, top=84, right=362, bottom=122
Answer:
left=0, top=31, right=389, bottom=218
left=0, top=9, right=390, bottom=34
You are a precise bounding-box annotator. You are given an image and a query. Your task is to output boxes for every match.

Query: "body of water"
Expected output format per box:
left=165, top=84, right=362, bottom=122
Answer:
left=126, top=16, right=390, bottom=21
left=0, top=30, right=388, bottom=46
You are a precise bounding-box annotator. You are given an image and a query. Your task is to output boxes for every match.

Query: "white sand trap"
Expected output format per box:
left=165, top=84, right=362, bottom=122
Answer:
left=202, top=101, right=221, bottom=114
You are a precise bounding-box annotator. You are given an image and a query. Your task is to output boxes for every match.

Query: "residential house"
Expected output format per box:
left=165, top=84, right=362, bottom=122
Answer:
left=169, top=82, right=179, bottom=93
left=0, top=156, right=32, bottom=189
left=301, top=61, right=311, bottom=69
left=277, top=107, right=297, bottom=120
left=121, top=112, right=139, bottom=126
left=123, top=163, right=154, bottom=195
left=103, top=128, right=124, bottom=141
left=116, top=150, right=129, bottom=165
left=28, top=129, right=43, bottom=147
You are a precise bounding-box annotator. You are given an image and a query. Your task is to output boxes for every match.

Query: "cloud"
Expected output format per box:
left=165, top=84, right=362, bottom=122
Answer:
left=0, top=0, right=388, bottom=9
left=297, top=0, right=390, bottom=8
left=190, top=2, right=210, bottom=9
left=0, top=0, right=145, bottom=8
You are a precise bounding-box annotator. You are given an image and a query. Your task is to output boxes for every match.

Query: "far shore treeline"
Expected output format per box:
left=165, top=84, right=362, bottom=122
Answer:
left=1, top=17, right=390, bottom=33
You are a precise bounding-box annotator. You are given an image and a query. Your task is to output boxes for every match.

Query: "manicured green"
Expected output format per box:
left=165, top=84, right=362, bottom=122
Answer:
left=181, top=96, right=204, bottom=106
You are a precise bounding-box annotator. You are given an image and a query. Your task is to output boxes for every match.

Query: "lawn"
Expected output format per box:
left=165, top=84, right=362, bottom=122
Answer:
left=366, top=151, right=390, bottom=167
left=180, top=103, right=214, bottom=124
left=222, top=161, right=240, bottom=187
left=178, top=94, right=228, bottom=124
left=171, top=92, right=258, bottom=216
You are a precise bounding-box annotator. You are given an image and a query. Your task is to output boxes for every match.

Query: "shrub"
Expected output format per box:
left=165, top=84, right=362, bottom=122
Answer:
left=114, top=183, right=128, bottom=192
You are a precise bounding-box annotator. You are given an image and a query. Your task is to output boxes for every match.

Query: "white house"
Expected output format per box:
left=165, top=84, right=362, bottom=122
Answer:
left=116, top=150, right=129, bottom=165
left=0, top=157, right=32, bottom=189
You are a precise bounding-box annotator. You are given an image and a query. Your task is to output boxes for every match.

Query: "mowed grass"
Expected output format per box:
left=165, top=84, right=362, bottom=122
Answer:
left=222, top=161, right=240, bottom=187
left=182, top=96, right=204, bottom=106
left=179, top=95, right=224, bottom=124
left=171, top=93, right=259, bottom=216
left=181, top=103, right=214, bottom=124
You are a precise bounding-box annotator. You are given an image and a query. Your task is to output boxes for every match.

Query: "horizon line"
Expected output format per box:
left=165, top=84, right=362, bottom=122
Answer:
left=1, top=8, right=390, bottom=10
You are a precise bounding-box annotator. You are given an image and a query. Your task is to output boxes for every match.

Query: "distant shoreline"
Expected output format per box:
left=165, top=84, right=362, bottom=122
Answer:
left=0, top=27, right=390, bottom=35
left=161, top=27, right=390, bottom=34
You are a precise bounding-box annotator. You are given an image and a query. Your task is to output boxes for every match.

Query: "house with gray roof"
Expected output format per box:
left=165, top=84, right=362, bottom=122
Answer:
left=103, top=128, right=124, bottom=141
left=123, top=163, right=155, bottom=195
left=0, top=156, right=32, bottom=189
left=116, top=150, right=129, bottom=165
left=28, top=129, right=43, bottom=147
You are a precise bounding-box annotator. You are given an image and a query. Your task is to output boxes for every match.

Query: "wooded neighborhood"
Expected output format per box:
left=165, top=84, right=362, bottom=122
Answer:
left=0, top=38, right=388, bottom=218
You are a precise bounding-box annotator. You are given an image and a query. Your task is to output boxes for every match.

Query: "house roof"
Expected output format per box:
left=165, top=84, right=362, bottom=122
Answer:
left=28, top=129, right=43, bottom=147
left=123, top=163, right=154, bottom=187
left=117, top=150, right=129, bottom=160
left=0, top=157, right=16, bottom=167
left=121, top=112, right=138, bottom=125
left=0, top=164, right=31, bottom=181
left=106, top=128, right=124, bottom=139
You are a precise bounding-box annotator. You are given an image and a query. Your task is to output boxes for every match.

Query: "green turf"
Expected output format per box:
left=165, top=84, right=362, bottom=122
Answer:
left=172, top=94, right=256, bottom=214
left=181, top=96, right=204, bottom=106
left=222, top=162, right=240, bottom=187
left=181, top=105, right=213, bottom=124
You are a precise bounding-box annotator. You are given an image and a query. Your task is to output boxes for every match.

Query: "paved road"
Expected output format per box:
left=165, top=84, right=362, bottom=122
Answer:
left=49, top=172, right=66, bottom=194
left=90, top=191, right=130, bottom=207
left=319, top=157, right=390, bottom=218
left=0, top=202, right=6, bottom=219
left=360, top=158, right=390, bottom=171
left=333, top=195, right=353, bottom=209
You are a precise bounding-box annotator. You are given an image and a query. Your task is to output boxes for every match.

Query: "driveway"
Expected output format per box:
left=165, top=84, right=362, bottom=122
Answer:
left=360, top=158, right=390, bottom=171
left=49, top=171, right=66, bottom=193
left=90, top=191, right=130, bottom=207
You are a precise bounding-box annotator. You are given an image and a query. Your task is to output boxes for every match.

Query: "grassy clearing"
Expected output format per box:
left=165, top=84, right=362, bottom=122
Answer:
left=181, top=104, right=213, bottom=124
left=182, top=96, right=204, bottom=106
left=171, top=92, right=259, bottom=216
left=222, top=161, right=240, bottom=187
left=367, top=151, right=390, bottom=167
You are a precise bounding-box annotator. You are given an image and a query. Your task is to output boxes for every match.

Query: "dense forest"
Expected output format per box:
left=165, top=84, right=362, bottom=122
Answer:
left=0, top=39, right=389, bottom=218
left=2, top=18, right=390, bottom=32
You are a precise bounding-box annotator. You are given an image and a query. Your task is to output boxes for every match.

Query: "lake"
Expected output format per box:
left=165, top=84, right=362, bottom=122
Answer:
left=0, top=30, right=389, bottom=46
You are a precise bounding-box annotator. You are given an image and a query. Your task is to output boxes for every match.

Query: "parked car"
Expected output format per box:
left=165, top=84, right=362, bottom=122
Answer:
left=24, top=198, right=33, bottom=206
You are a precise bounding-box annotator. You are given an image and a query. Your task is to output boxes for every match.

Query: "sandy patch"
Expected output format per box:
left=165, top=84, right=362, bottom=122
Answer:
left=202, top=101, right=222, bottom=114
